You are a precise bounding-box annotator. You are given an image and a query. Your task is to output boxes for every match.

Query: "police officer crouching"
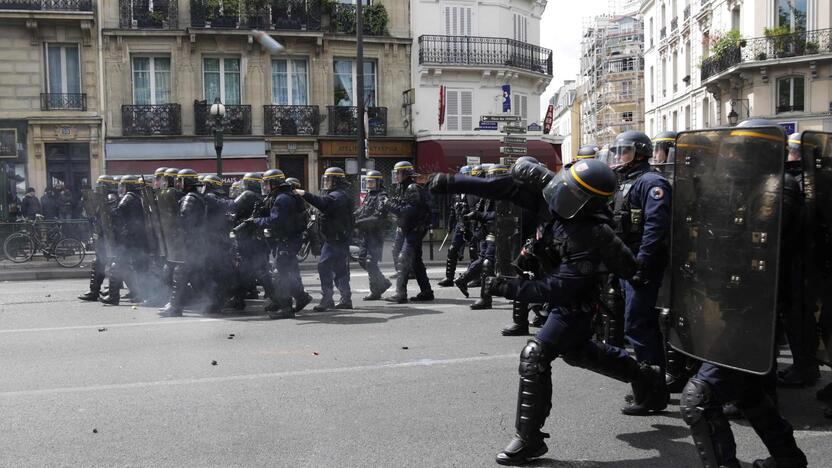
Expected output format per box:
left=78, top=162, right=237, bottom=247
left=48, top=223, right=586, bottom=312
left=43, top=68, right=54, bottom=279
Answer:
left=295, top=167, right=354, bottom=311
left=385, top=161, right=434, bottom=303
left=355, top=170, right=393, bottom=300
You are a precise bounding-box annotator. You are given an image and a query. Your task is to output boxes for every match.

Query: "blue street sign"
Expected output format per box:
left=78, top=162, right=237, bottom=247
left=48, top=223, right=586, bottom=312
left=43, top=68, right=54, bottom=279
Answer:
left=477, top=121, right=498, bottom=130
left=778, top=121, right=796, bottom=134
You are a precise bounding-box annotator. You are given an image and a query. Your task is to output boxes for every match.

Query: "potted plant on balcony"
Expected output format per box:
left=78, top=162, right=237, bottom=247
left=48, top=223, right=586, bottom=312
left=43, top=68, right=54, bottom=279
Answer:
left=806, top=40, right=819, bottom=54
left=207, top=0, right=242, bottom=29
left=764, top=26, right=796, bottom=58
left=315, top=0, right=336, bottom=31
left=364, top=3, right=388, bottom=36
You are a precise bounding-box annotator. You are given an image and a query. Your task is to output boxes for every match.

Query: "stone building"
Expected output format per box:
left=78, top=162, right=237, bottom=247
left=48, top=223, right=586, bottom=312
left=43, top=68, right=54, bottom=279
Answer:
left=0, top=0, right=101, bottom=219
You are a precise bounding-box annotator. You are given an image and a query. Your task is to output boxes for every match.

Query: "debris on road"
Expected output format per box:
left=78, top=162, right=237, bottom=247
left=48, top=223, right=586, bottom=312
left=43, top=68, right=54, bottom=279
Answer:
left=45, top=294, right=51, bottom=297
left=401, top=346, right=409, bottom=350
left=211, top=360, right=218, bottom=366
left=313, top=351, right=319, bottom=356
left=98, top=328, right=107, bottom=332
left=131, top=306, right=138, bottom=310
left=92, top=429, right=98, bottom=434
left=227, top=334, right=235, bottom=339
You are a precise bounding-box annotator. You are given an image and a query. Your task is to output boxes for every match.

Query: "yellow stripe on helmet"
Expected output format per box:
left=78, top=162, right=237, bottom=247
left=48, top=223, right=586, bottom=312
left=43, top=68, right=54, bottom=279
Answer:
left=788, top=139, right=802, bottom=145
left=653, top=137, right=676, bottom=142
left=178, top=173, right=199, bottom=178
left=366, top=175, right=383, bottom=179
left=243, top=176, right=262, bottom=181
left=729, top=130, right=784, bottom=143
left=569, top=165, right=613, bottom=197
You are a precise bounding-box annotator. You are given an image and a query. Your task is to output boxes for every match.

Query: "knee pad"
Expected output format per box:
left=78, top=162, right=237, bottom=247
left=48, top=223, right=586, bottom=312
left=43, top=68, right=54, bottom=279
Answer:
left=519, top=338, right=552, bottom=379
left=680, top=378, right=713, bottom=426
left=482, top=258, right=494, bottom=276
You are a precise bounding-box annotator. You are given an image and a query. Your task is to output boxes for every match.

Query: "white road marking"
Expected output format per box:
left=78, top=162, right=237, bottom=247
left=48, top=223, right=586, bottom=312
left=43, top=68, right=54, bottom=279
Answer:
left=0, top=353, right=516, bottom=398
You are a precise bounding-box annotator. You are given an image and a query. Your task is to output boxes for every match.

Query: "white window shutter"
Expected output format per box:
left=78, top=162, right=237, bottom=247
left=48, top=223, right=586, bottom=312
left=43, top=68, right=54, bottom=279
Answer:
left=465, top=7, right=472, bottom=35
left=460, top=90, right=473, bottom=130
left=444, top=7, right=450, bottom=35
left=447, top=89, right=459, bottom=131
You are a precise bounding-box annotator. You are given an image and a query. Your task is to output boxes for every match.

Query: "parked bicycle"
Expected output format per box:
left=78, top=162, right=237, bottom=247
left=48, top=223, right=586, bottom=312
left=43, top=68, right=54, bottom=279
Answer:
left=3, top=216, right=86, bottom=268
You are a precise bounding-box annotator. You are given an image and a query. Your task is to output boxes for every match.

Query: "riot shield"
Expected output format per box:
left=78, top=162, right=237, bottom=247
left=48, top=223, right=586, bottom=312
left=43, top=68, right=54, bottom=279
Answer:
left=96, top=192, right=116, bottom=259
left=668, top=126, right=785, bottom=375
left=156, top=188, right=185, bottom=263
left=494, top=199, right=519, bottom=276
left=139, top=185, right=166, bottom=258
left=82, top=189, right=97, bottom=219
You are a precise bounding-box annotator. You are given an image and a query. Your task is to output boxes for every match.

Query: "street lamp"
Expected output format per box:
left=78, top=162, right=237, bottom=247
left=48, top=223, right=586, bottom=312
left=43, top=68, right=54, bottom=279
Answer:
left=210, top=97, right=226, bottom=177
left=727, top=105, right=739, bottom=126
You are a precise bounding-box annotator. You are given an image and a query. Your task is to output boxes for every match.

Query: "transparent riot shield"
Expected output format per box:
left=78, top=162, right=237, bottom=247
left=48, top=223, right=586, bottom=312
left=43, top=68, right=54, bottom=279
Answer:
left=139, top=185, right=166, bottom=258
left=668, top=126, right=786, bottom=375
left=156, top=188, right=184, bottom=263
left=96, top=192, right=116, bottom=259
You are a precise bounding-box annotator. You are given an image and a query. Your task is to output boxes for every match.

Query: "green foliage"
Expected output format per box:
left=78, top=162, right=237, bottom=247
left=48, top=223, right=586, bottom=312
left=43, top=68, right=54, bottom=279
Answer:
left=364, top=3, right=388, bottom=36
left=711, top=29, right=741, bottom=58
left=207, top=0, right=242, bottom=19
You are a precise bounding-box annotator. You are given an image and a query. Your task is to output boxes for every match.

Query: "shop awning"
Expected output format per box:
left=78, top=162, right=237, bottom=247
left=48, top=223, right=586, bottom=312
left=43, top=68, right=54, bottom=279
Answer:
left=415, top=139, right=562, bottom=174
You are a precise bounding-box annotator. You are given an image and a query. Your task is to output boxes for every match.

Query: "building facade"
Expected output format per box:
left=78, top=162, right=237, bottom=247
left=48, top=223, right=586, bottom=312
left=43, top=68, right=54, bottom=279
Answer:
left=579, top=8, right=646, bottom=148
left=410, top=0, right=559, bottom=172
left=641, top=0, right=832, bottom=137
left=550, top=80, right=582, bottom=164
left=0, top=0, right=102, bottom=220
left=101, top=0, right=413, bottom=192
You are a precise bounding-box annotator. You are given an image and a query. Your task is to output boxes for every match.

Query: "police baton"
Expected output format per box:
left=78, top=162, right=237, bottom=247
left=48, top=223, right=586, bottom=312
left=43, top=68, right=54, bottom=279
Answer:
left=438, top=230, right=450, bottom=251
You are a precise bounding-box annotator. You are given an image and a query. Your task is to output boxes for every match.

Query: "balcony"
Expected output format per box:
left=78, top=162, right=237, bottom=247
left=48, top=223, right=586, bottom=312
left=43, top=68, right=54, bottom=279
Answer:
left=670, top=17, right=678, bottom=31
left=332, top=3, right=385, bottom=35
left=121, top=104, right=181, bottom=136
left=119, top=0, right=178, bottom=29
left=0, top=0, right=92, bottom=11
left=683, top=5, right=690, bottom=20
left=327, top=106, right=386, bottom=137
left=700, top=28, right=832, bottom=81
left=194, top=101, right=252, bottom=135
left=418, top=35, right=553, bottom=76
left=190, top=0, right=321, bottom=31
left=264, top=105, right=319, bottom=136
left=40, top=93, right=86, bottom=111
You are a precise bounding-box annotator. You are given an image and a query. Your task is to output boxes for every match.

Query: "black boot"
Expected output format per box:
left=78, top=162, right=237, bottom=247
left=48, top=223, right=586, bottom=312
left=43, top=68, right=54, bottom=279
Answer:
left=99, top=277, right=120, bottom=306
left=79, top=262, right=104, bottom=301
left=622, top=368, right=669, bottom=416
left=293, top=292, right=313, bottom=313
left=741, top=394, right=808, bottom=468
left=388, top=253, right=412, bottom=304
left=159, top=265, right=186, bottom=317
left=313, top=298, right=334, bottom=312
left=680, top=379, right=742, bottom=468
left=471, top=260, right=493, bottom=310
left=410, top=290, right=434, bottom=301
left=437, top=251, right=458, bottom=287
left=454, top=275, right=470, bottom=298
left=365, top=278, right=392, bottom=300
left=502, top=301, right=530, bottom=336
left=334, top=299, right=353, bottom=309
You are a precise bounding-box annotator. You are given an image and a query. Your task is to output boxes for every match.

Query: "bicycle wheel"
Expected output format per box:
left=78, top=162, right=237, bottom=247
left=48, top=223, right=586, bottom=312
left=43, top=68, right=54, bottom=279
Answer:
left=52, top=237, right=86, bottom=268
left=4, top=233, right=35, bottom=263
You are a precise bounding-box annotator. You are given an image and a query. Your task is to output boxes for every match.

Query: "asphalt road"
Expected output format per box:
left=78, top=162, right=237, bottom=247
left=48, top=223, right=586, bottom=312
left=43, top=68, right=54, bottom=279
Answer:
left=0, top=268, right=830, bottom=467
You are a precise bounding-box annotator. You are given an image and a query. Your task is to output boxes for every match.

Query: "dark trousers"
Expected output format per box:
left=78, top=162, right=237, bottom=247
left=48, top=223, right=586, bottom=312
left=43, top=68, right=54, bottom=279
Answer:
left=396, top=230, right=431, bottom=295
left=274, top=238, right=305, bottom=304
left=620, top=278, right=667, bottom=371
left=359, top=234, right=387, bottom=294
left=392, top=228, right=404, bottom=272
left=319, top=240, right=351, bottom=303
left=537, top=305, right=632, bottom=363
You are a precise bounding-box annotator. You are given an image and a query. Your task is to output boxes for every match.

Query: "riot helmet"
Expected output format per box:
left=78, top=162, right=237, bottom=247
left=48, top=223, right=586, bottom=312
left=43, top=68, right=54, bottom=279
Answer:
left=321, top=167, right=347, bottom=191
left=459, top=165, right=472, bottom=176
left=202, top=174, right=224, bottom=195
left=162, top=167, right=180, bottom=189
left=486, top=164, right=509, bottom=179
left=787, top=132, right=802, bottom=161
left=596, top=147, right=614, bottom=167
left=365, top=170, right=383, bottom=191
left=542, top=159, right=616, bottom=219
left=610, top=131, right=653, bottom=169
left=154, top=167, right=168, bottom=189
left=470, top=165, right=485, bottom=178
left=176, top=168, right=201, bottom=193
left=96, top=174, right=118, bottom=194
left=261, top=168, right=287, bottom=196
left=736, top=118, right=777, bottom=128
left=241, top=172, right=262, bottom=193
left=393, top=161, right=416, bottom=185
left=575, top=145, right=598, bottom=160
left=229, top=180, right=244, bottom=199
left=118, top=175, right=144, bottom=196
left=652, top=131, right=677, bottom=165
left=286, top=177, right=301, bottom=190
left=515, top=156, right=540, bottom=165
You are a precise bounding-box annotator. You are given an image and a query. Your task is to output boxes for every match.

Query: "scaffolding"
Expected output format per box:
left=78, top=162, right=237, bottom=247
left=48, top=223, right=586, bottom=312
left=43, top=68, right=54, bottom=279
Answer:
left=579, top=11, right=645, bottom=148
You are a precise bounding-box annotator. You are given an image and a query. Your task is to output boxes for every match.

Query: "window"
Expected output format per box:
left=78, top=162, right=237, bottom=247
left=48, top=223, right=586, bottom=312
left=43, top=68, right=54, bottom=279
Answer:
left=622, top=112, right=633, bottom=122
left=649, top=66, right=655, bottom=102
left=445, top=88, right=473, bottom=131
left=132, top=56, right=170, bottom=105
left=513, top=93, right=528, bottom=120
left=685, top=105, right=691, bottom=130
left=443, top=5, right=472, bottom=36
left=662, top=114, right=667, bottom=131
left=684, top=42, right=691, bottom=83
left=622, top=80, right=633, bottom=99
left=46, top=44, right=81, bottom=96
left=649, top=17, right=654, bottom=47
left=731, top=8, right=741, bottom=33
left=333, top=59, right=377, bottom=107
left=661, top=57, right=667, bottom=96
left=672, top=111, right=678, bottom=131
left=777, top=76, right=805, bottom=113
left=777, top=0, right=807, bottom=32
left=272, top=59, right=308, bottom=105
left=514, top=14, right=528, bottom=42
left=649, top=118, right=655, bottom=136
left=672, top=50, right=678, bottom=91
left=702, top=96, right=710, bottom=127
left=203, top=58, right=241, bottom=105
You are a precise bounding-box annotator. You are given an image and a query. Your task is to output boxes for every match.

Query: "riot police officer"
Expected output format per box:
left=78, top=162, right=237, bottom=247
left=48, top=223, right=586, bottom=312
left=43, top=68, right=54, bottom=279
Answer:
left=251, top=169, right=312, bottom=318
left=162, top=167, right=180, bottom=191
left=479, top=159, right=663, bottom=465
left=230, top=172, right=269, bottom=306
left=652, top=131, right=677, bottom=165
left=153, top=167, right=168, bottom=190
left=295, top=167, right=354, bottom=311
left=610, top=130, right=672, bottom=415
left=564, top=145, right=598, bottom=169
left=438, top=165, right=474, bottom=288
left=79, top=175, right=118, bottom=301
left=201, top=174, right=236, bottom=313
left=355, top=170, right=392, bottom=300
left=286, top=177, right=301, bottom=189
left=385, top=161, right=434, bottom=303
left=101, top=175, right=149, bottom=306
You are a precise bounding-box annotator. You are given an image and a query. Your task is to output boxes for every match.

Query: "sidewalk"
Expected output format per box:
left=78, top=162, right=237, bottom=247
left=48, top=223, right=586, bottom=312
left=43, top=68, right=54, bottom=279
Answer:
left=0, top=240, right=453, bottom=282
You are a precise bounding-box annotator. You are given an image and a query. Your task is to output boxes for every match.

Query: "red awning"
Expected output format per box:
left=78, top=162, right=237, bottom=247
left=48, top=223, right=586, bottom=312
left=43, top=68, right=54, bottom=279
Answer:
left=416, top=139, right=562, bottom=174
left=106, top=158, right=269, bottom=175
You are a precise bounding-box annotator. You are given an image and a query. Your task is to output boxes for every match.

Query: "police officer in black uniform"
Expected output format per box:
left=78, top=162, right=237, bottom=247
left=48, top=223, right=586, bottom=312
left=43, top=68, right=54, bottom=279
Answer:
left=161, top=167, right=180, bottom=191
left=437, top=165, right=474, bottom=287
left=453, top=166, right=497, bottom=309
left=609, top=130, right=672, bottom=415
left=252, top=169, right=313, bottom=318
left=385, top=161, right=434, bottom=304
left=79, top=175, right=118, bottom=301
left=230, top=172, right=269, bottom=306
left=101, top=175, right=149, bottom=306
left=296, top=167, right=354, bottom=312
left=473, top=159, right=663, bottom=465
left=153, top=167, right=168, bottom=190
left=564, top=145, right=598, bottom=169
left=355, top=170, right=393, bottom=300
left=200, top=174, right=236, bottom=314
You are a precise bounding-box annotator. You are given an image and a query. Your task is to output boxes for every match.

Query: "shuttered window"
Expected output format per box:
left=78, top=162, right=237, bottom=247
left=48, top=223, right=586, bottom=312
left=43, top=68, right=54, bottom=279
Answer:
left=446, top=89, right=473, bottom=131
left=444, top=6, right=472, bottom=36
left=513, top=93, right=528, bottom=120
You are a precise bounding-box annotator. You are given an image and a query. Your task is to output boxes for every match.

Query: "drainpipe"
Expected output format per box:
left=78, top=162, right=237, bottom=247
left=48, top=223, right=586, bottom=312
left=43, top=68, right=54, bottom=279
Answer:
left=96, top=0, right=106, bottom=177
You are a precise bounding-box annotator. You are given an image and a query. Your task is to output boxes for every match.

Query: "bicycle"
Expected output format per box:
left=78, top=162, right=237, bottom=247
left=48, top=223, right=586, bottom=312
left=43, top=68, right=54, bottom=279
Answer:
left=3, top=216, right=86, bottom=268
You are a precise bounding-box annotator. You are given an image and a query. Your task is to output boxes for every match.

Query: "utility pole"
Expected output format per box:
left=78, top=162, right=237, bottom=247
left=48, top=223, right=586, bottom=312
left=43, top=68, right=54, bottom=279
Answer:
left=356, top=0, right=366, bottom=175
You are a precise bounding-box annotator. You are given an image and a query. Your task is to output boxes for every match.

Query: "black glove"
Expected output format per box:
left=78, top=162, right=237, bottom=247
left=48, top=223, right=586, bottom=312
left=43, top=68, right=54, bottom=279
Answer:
left=483, top=276, right=515, bottom=298
left=428, top=173, right=453, bottom=193
left=628, top=270, right=649, bottom=289
left=510, top=159, right=555, bottom=191
left=463, top=211, right=482, bottom=222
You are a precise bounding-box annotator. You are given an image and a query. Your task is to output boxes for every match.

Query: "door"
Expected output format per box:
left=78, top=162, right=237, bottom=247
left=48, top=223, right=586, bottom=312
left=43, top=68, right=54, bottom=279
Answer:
left=275, top=154, right=308, bottom=189
left=45, top=143, right=90, bottom=218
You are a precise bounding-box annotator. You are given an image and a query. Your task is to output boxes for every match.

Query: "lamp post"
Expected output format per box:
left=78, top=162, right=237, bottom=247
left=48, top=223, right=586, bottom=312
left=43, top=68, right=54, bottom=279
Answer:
left=210, top=97, right=226, bottom=177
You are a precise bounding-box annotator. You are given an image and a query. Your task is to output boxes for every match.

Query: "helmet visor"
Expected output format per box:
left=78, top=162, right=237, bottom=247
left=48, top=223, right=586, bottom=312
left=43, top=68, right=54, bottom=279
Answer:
left=118, top=183, right=127, bottom=196
left=321, top=174, right=338, bottom=191
left=609, top=143, right=636, bottom=167
left=262, top=182, right=271, bottom=196
left=366, top=177, right=380, bottom=191
left=541, top=169, right=593, bottom=219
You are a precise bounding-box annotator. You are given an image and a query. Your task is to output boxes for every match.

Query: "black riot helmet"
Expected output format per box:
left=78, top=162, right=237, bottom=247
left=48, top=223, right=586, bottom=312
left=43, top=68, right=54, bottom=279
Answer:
left=162, top=167, right=180, bottom=189
left=365, top=170, right=383, bottom=191
left=787, top=132, right=802, bottom=161
left=511, top=158, right=555, bottom=191
left=321, top=167, right=347, bottom=191
left=393, top=161, right=416, bottom=185
left=154, top=167, right=168, bottom=189
left=652, top=131, right=677, bottom=165
left=737, top=118, right=777, bottom=128
left=610, top=131, right=653, bottom=169
left=241, top=172, right=262, bottom=193
left=229, top=180, right=244, bottom=199
left=515, top=156, right=540, bottom=165
left=261, top=168, right=288, bottom=196
left=542, top=159, right=617, bottom=219
left=118, top=174, right=144, bottom=196
left=459, top=165, right=472, bottom=176
left=469, top=164, right=485, bottom=178
left=176, top=168, right=201, bottom=193
left=575, top=145, right=598, bottom=160
left=202, top=174, right=224, bottom=195
left=486, top=164, right=509, bottom=179
left=286, top=177, right=301, bottom=190
left=96, top=174, right=118, bottom=194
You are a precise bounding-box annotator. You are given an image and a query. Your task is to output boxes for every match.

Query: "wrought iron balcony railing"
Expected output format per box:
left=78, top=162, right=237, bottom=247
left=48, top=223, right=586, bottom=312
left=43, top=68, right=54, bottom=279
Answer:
left=119, top=0, right=178, bottom=29
left=418, top=35, right=553, bottom=76
left=122, top=104, right=181, bottom=136
left=194, top=101, right=252, bottom=135
left=40, top=93, right=86, bottom=111
left=332, top=3, right=383, bottom=35
left=700, top=28, right=832, bottom=81
left=327, top=106, right=386, bottom=136
left=776, top=105, right=804, bottom=114
left=0, top=0, right=92, bottom=11
left=190, top=0, right=321, bottom=30
left=264, top=105, right=319, bottom=136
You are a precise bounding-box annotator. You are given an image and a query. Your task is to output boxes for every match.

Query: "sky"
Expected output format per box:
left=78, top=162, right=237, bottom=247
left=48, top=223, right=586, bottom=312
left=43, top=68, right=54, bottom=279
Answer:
left=538, top=0, right=616, bottom=118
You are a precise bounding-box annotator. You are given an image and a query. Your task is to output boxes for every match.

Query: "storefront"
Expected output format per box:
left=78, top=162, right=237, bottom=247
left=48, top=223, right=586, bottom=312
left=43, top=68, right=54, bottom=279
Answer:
left=0, top=120, right=28, bottom=221
left=317, top=138, right=415, bottom=190
left=415, top=137, right=562, bottom=174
